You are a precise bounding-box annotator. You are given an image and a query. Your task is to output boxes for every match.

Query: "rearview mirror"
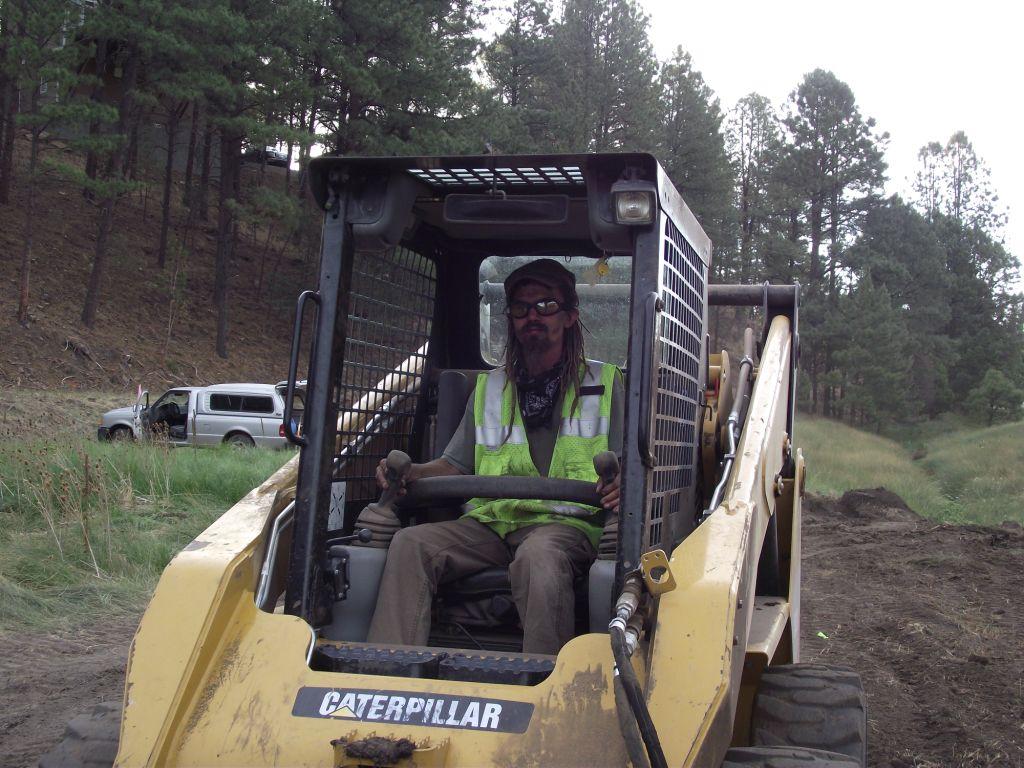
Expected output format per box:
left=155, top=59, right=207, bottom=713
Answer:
left=443, top=194, right=569, bottom=225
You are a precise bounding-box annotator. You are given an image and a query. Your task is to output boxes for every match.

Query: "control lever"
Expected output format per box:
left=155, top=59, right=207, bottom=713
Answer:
left=594, top=450, right=620, bottom=559
left=594, top=450, right=620, bottom=487
left=354, top=450, right=412, bottom=548
left=324, top=528, right=373, bottom=547
left=378, top=449, right=412, bottom=510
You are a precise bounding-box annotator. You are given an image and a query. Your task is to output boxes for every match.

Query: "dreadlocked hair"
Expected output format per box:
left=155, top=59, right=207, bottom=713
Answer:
left=501, top=309, right=588, bottom=431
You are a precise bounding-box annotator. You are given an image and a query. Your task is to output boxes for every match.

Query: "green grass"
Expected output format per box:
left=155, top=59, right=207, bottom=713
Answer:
left=798, top=416, right=1024, bottom=526
left=916, top=421, right=1024, bottom=527
left=0, top=439, right=291, bottom=630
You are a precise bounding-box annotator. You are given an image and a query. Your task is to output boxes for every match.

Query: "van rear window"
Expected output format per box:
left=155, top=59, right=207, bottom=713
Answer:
left=210, top=394, right=274, bottom=414
left=242, top=396, right=274, bottom=413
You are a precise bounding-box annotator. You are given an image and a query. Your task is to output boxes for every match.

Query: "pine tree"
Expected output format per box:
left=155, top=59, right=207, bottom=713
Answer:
left=726, top=93, right=783, bottom=283
left=78, top=1, right=150, bottom=329
left=658, top=48, right=734, bottom=281
left=141, top=1, right=202, bottom=269
left=783, top=69, right=887, bottom=296
left=0, top=0, right=20, bottom=205
left=8, top=0, right=88, bottom=323
left=847, top=197, right=954, bottom=416
left=782, top=70, right=888, bottom=416
left=543, top=0, right=660, bottom=152
left=317, top=0, right=482, bottom=156
left=831, top=279, right=912, bottom=430
left=965, top=368, right=1024, bottom=426
left=913, top=131, right=1006, bottom=233
left=482, top=0, right=554, bottom=151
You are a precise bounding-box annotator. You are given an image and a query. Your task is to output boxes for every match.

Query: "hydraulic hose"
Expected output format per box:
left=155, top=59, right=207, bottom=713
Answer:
left=699, top=327, right=756, bottom=524
left=613, top=671, right=651, bottom=768
left=610, top=626, right=668, bottom=768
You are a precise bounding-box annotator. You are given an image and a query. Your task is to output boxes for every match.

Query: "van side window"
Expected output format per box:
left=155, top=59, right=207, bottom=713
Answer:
left=210, top=394, right=243, bottom=412
left=242, top=396, right=274, bottom=414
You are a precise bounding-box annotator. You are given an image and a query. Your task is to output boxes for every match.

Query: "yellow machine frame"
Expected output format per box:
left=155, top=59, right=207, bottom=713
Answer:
left=113, top=313, right=801, bottom=767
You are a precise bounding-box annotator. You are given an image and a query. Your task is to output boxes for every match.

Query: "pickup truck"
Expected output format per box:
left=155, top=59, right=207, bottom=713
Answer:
left=97, top=382, right=303, bottom=448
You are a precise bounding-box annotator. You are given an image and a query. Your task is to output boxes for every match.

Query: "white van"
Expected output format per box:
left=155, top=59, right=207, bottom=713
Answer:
left=97, top=382, right=304, bottom=448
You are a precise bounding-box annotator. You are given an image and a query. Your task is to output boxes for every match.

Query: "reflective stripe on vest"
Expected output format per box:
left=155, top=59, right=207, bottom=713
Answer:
left=464, top=360, right=618, bottom=547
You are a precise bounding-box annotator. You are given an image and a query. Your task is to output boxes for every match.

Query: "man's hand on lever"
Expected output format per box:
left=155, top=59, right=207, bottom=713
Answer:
left=594, top=450, right=621, bottom=513
left=357, top=450, right=413, bottom=548
left=594, top=451, right=620, bottom=558
left=374, top=453, right=464, bottom=495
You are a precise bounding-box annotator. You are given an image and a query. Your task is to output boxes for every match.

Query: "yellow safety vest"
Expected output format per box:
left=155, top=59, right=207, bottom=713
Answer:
left=464, top=360, right=619, bottom=548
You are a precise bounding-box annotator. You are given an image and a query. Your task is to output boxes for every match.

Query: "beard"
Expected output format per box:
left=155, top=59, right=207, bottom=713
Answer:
left=521, top=335, right=553, bottom=355
left=518, top=324, right=553, bottom=355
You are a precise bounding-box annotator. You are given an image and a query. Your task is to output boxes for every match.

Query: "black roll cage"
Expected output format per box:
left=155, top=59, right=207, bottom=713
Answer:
left=283, top=153, right=798, bottom=629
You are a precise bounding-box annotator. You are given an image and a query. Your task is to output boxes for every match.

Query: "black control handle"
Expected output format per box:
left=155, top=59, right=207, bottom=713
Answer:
left=594, top=450, right=620, bottom=486
left=325, top=528, right=373, bottom=548
left=377, top=450, right=413, bottom=511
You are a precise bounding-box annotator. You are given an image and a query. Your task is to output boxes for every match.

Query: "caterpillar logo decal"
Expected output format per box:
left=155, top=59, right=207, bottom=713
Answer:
left=292, top=687, right=534, bottom=733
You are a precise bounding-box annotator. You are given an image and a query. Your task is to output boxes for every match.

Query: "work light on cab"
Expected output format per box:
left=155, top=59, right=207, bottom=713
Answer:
left=611, top=179, right=656, bottom=225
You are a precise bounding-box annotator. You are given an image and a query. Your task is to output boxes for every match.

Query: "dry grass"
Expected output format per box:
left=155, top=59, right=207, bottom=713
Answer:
left=0, top=437, right=290, bottom=630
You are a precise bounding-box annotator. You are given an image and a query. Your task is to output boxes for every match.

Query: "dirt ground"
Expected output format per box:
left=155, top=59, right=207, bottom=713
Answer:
left=1, top=489, right=1021, bottom=767
left=0, top=618, right=136, bottom=768
left=801, top=490, right=1024, bottom=768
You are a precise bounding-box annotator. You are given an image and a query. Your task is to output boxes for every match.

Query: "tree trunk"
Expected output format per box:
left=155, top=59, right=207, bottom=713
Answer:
left=125, top=117, right=140, bottom=181
left=198, top=124, right=213, bottom=222
left=808, top=196, right=823, bottom=284
left=183, top=102, right=199, bottom=208
left=0, top=1, right=16, bottom=206
left=214, top=132, right=241, bottom=359
left=827, top=186, right=840, bottom=299
left=285, top=106, right=294, bottom=195
left=81, top=196, right=116, bottom=328
left=0, top=74, right=16, bottom=205
left=295, top=83, right=320, bottom=201
left=255, top=225, right=274, bottom=299
left=83, top=38, right=109, bottom=198
left=157, top=107, right=180, bottom=269
left=17, top=124, right=41, bottom=323
left=81, top=42, right=140, bottom=327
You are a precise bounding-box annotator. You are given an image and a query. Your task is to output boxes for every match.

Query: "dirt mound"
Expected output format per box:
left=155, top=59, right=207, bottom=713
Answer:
left=802, top=491, right=1024, bottom=767
left=837, top=488, right=920, bottom=522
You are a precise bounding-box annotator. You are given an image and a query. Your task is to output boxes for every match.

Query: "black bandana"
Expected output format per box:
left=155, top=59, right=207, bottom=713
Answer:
left=515, top=365, right=561, bottom=428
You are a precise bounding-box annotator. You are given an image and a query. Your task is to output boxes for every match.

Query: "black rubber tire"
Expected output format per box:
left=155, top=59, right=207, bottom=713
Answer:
left=38, top=701, right=120, bottom=768
left=109, top=425, right=133, bottom=441
left=750, top=664, right=867, bottom=766
left=722, top=746, right=860, bottom=767
left=225, top=432, right=255, bottom=448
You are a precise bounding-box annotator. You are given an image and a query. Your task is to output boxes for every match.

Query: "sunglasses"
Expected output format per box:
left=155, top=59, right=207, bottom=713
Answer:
left=506, top=298, right=568, bottom=319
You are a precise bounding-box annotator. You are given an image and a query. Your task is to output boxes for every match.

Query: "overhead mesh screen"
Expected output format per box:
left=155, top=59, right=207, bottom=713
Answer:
left=406, top=165, right=584, bottom=189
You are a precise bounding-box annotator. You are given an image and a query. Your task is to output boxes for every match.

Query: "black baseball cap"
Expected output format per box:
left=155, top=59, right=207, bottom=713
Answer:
left=503, top=259, right=578, bottom=306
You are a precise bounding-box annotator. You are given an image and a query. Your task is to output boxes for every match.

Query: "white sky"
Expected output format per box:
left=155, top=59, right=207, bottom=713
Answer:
left=642, top=0, right=1023, bottom=266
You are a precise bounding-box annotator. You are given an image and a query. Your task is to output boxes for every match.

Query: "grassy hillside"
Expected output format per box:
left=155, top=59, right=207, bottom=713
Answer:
left=798, top=416, right=1024, bottom=526
left=917, top=421, right=1024, bottom=526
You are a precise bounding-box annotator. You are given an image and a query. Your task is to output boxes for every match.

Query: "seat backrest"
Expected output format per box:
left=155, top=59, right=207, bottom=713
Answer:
left=432, top=370, right=472, bottom=459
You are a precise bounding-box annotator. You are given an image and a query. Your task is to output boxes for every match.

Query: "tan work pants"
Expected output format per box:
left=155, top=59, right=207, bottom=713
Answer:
left=366, top=516, right=595, bottom=655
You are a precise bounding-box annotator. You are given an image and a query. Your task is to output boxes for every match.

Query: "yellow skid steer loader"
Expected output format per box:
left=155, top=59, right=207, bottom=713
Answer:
left=43, top=153, right=866, bottom=767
